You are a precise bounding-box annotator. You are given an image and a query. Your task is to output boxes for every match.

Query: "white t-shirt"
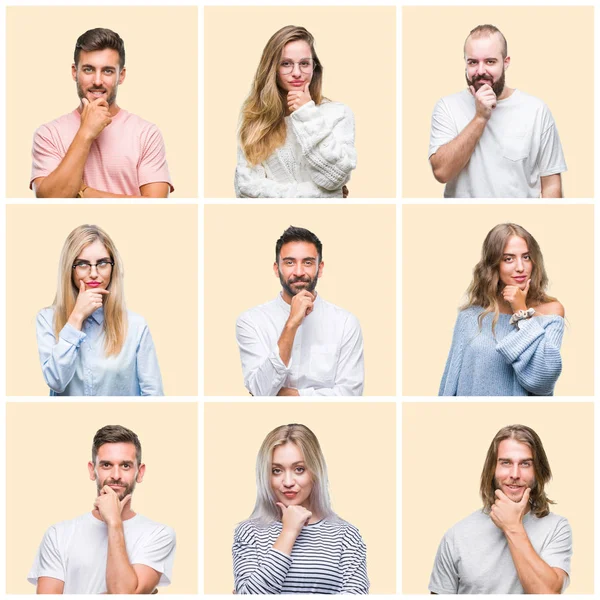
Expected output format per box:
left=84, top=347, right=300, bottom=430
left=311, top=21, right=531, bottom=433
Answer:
left=429, top=89, right=567, bottom=198
left=429, top=509, right=572, bottom=594
left=28, top=512, right=176, bottom=594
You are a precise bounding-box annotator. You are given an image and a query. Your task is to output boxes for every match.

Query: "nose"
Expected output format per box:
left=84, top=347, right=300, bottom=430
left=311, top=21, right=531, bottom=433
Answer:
left=476, top=62, right=486, bottom=76
left=292, top=263, right=305, bottom=277
left=509, top=463, right=520, bottom=479
left=291, top=62, right=302, bottom=78
left=515, top=258, right=524, bottom=272
left=93, top=70, right=102, bottom=86
left=110, top=465, right=121, bottom=480
left=283, top=470, right=295, bottom=487
left=88, top=264, right=99, bottom=279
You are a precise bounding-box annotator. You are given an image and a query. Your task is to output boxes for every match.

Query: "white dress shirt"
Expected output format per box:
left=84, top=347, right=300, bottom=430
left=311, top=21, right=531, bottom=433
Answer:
left=236, top=294, right=364, bottom=396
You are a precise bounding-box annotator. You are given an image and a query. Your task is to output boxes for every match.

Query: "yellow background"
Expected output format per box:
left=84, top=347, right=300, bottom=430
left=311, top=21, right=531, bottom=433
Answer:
left=6, top=205, right=198, bottom=396
left=6, top=402, right=198, bottom=594
left=204, top=402, right=396, bottom=594
left=403, top=205, right=594, bottom=396
left=204, top=6, right=396, bottom=198
left=204, top=204, right=396, bottom=396
left=6, top=6, right=198, bottom=198
left=402, top=6, right=594, bottom=198
left=402, top=402, right=594, bottom=594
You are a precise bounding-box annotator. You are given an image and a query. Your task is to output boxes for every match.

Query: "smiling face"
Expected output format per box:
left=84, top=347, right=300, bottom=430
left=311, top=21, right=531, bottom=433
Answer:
left=88, top=442, right=145, bottom=500
left=270, top=442, right=314, bottom=509
left=72, top=239, right=113, bottom=293
left=498, top=235, right=532, bottom=290
left=494, top=438, right=535, bottom=504
left=274, top=241, right=323, bottom=302
left=72, top=48, right=125, bottom=108
left=464, top=33, right=509, bottom=97
left=276, top=40, right=314, bottom=93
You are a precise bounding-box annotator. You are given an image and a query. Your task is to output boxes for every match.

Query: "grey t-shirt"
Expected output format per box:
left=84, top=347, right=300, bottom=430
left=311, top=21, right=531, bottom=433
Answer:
left=429, top=509, right=572, bottom=594
left=429, top=89, right=567, bottom=198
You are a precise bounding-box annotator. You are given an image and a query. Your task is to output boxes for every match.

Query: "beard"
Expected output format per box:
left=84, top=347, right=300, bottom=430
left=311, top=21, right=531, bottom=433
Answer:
left=494, top=477, right=534, bottom=503
left=76, top=78, right=118, bottom=106
left=466, top=69, right=506, bottom=98
left=278, top=269, right=318, bottom=298
left=96, top=476, right=136, bottom=500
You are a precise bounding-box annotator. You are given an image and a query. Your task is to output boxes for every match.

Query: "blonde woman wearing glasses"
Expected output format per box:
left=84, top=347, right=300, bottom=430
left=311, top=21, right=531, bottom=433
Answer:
left=36, top=224, right=163, bottom=396
left=235, top=26, right=356, bottom=198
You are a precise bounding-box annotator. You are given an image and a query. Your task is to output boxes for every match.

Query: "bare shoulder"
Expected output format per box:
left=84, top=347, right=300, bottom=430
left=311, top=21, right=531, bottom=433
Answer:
left=534, top=300, right=565, bottom=318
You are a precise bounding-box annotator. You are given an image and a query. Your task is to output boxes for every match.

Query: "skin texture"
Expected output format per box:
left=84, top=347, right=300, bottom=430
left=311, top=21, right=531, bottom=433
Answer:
left=273, top=241, right=324, bottom=396
left=67, top=240, right=112, bottom=331
left=277, top=40, right=314, bottom=115
left=489, top=439, right=567, bottom=594
left=270, top=443, right=318, bottom=556
left=37, top=441, right=160, bottom=594
left=33, top=48, right=169, bottom=199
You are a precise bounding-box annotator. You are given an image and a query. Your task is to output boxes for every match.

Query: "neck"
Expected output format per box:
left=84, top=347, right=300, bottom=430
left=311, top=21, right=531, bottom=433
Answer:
left=497, top=86, right=515, bottom=101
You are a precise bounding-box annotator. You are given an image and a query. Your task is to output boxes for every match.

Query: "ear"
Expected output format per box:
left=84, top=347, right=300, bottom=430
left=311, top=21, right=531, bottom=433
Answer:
left=317, top=261, right=324, bottom=279
left=88, top=461, right=97, bottom=481
left=136, top=463, right=146, bottom=483
left=504, top=56, right=511, bottom=71
left=273, top=261, right=280, bottom=278
left=72, top=63, right=77, bottom=82
left=118, top=66, right=126, bottom=85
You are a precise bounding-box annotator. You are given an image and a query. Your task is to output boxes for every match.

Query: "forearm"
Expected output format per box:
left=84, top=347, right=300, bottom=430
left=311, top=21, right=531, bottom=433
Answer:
left=272, top=529, right=299, bottom=556
left=277, top=322, right=298, bottom=366
left=106, top=522, right=139, bottom=594
left=505, top=526, right=563, bottom=593
left=541, top=174, right=563, bottom=198
left=430, top=116, right=487, bottom=183
left=35, top=131, right=92, bottom=198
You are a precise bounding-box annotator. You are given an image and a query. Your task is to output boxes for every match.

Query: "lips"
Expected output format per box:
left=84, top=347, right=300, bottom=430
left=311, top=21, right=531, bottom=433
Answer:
left=283, top=491, right=298, bottom=498
left=86, top=281, right=101, bottom=288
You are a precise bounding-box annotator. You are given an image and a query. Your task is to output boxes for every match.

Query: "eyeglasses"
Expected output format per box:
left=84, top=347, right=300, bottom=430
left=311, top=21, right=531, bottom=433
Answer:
left=278, top=58, right=317, bottom=75
left=72, top=259, right=114, bottom=275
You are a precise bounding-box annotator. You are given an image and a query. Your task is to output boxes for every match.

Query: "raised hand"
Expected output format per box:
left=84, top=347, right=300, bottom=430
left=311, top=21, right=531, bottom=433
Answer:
left=287, top=81, right=312, bottom=113
left=502, top=279, right=530, bottom=312
left=276, top=502, right=312, bottom=535
left=79, top=97, right=112, bottom=141
left=94, top=485, right=132, bottom=526
left=490, top=487, right=530, bottom=532
left=287, top=290, right=314, bottom=328
left=469, top=83, right=497, bottom=121
left=69, top=279, right=110, bottom=328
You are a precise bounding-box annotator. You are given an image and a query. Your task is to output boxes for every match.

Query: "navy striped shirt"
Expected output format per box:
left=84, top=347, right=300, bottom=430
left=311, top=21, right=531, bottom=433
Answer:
left=233, top=517, right=369, bottom=594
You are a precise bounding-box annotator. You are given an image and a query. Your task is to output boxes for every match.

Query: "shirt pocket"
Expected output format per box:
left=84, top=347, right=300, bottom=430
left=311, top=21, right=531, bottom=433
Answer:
left=502, top=128, right=530, bottom=161
left=308, top=344, right=338, bottom=383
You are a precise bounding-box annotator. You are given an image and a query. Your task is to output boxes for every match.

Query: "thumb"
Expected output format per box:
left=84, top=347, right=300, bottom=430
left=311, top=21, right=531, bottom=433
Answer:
left=79, top=279, right=86, bottom=293
left=121, top=494, right=132, bottom=509
left=304, top=80, right=309, bottom=93
left=469, top=85, right=476, bottom=97
left=521, top=487, right=531, bottom=505
left=524, top=279, right=531, bottom=296
left=275, top=502, right=286, bottom=515
left=81, top=97, right=89, bottom=107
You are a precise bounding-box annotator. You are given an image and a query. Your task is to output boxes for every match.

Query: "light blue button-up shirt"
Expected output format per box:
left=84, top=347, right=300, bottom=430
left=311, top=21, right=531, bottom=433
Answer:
left=36, top=307, right=164, bottom=396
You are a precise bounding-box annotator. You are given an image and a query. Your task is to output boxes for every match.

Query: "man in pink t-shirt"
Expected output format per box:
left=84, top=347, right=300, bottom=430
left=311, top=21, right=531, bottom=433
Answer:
left=31, top=28, right=174, bottom=198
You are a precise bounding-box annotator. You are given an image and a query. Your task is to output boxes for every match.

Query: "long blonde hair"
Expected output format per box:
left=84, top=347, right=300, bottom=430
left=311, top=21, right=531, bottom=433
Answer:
left=53, top=225, right=127, bottom=356
left=250, top=424, right=334, bottom=523
left=239, top=25, right=324, bottom=166
left=462, top=223, right=556, bottom=332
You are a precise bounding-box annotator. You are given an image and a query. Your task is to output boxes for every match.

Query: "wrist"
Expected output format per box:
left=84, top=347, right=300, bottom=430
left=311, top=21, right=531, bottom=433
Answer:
left=75, top=127, right=96, bottom=146
left=68, top=313, right=84, bottom=330
left=105, top=515, right=124, bottom=529
left=284, top=319, right=300, bottom=332
left=280, top=525, right=301, bottom=538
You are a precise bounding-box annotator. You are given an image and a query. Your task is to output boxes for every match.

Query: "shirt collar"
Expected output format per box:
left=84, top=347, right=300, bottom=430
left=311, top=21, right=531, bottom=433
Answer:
left=88, top=306, right=105, bottom=325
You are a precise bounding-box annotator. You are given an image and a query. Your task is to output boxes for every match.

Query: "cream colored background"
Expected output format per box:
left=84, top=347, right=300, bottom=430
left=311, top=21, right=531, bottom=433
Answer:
left=204, top=6, right=396, bottom=198
left=6, top=6, right=198, bottom=198
left=6, top=205, right=198, bottom=396
left=403, top=403, right=594, bottom=594
left=204, top=204, right=396, bottom=396
left=204, top=402, right=396, bottom=594
left=6, top=402, right=198, bottom=594
left=403, top=205, right=593, bottom=396
left=402, top=6, right=594, bottom=198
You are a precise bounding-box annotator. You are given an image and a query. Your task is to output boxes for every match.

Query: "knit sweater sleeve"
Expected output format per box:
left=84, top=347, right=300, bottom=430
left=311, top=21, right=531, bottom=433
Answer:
left=234, top=147, right=339, bottom=198
left=495, top=315, right=564, bottom=395
left=289, top=101, right=356, bottom=190
left=232, top=522, right=292, bottom=594
left=439, top=310, right=470, bottom=396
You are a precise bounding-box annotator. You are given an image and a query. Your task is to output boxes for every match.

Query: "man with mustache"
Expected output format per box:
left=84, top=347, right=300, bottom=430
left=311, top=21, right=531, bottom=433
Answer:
left=28, top=425, right=176, bottom=594
left=30, top=28, right=173, bottom=198
left=236, top=226, right=364, bottom=396
left=428, top=24, right=566, bottom=198
left=429, top=425, right=572, bottom=594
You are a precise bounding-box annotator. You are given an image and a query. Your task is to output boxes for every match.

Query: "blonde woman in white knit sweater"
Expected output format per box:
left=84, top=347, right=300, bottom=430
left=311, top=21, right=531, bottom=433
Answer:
left=235, top=26, right=356, bottom=198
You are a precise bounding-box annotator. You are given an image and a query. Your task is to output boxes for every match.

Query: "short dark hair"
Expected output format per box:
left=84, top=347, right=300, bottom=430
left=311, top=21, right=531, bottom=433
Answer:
left=92, top=425, right=142, bottom=465
left=74, top=28, right=125, bottom=69
left=465, top=24, right=508, bottom=60
left=275, top=226, right=323, bottom=263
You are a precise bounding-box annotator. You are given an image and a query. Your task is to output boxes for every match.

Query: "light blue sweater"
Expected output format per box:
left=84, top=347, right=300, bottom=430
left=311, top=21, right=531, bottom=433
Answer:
left=439, top=306, right=564, bottom=396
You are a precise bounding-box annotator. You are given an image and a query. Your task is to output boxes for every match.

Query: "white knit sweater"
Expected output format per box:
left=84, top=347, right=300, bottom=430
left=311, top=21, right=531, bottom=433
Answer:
left=235, top=100, right=356, bottom=198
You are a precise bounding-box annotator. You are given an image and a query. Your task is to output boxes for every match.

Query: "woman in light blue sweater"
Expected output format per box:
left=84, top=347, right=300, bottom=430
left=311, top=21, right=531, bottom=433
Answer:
left=440, top=223, right=564, bottom=396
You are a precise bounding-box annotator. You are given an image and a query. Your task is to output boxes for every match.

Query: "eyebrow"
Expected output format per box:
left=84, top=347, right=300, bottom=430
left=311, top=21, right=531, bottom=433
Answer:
left=281, top=256, right=317, bottom=261
left=272, top=461, right=306, bottom=467
left=280, top=56, right=312, bottom=61
left=99, top=460, right=134, bottom=465
left=74, top=256, right=112, bottom=262
left=497, top=457, right=532, bottom=462
left=80, top=63, right=116, bottom=70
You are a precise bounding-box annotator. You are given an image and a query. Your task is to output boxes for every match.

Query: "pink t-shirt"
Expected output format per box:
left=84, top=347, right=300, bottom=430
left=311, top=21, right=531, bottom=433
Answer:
left=31, top=108, right=174, bottom=195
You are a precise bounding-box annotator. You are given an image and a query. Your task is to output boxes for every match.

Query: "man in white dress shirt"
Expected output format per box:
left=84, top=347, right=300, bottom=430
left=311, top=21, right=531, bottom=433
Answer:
left=236, top=226, right=364, bottom=396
